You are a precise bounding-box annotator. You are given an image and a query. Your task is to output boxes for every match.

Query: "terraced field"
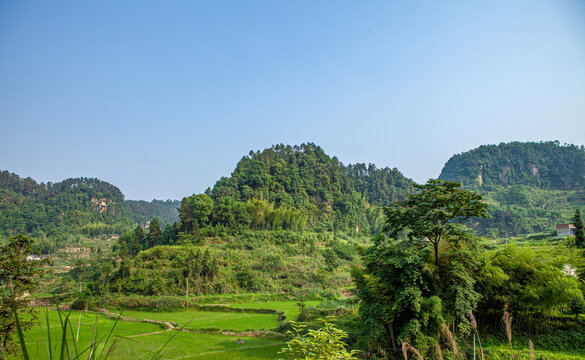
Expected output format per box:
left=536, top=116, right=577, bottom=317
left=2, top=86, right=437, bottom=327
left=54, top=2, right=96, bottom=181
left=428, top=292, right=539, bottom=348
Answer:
left=23, top=307, right=288, bottom=360
left=227, top=300, right=320, bottom=321
left=122, top=309, right=281, bottom=331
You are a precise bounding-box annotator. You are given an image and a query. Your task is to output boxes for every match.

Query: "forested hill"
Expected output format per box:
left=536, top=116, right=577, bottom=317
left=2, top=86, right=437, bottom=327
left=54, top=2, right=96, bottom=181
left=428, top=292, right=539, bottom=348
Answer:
left=201, top=143, right=414, bottom=234
left=0, top=170, right=179, bottom=238
left=439, top=141, right=585, bottom=190
left=438, top=141, right=585, bottom=236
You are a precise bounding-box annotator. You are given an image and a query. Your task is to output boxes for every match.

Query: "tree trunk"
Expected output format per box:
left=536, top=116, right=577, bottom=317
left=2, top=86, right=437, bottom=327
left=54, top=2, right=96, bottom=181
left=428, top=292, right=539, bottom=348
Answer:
left=434, top=238, right=440, bottom=281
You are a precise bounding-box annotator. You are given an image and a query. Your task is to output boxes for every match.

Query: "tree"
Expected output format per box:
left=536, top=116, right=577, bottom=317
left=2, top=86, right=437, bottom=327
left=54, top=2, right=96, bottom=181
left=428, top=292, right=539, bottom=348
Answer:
left=130, top=226, right=144, bottom=256
left=0, top=235, right=49, bottom=355
left=573, top=209, right=584, bottom=248
left=148, top=217, right=161, bottom=248
left=384, top=179, right=489, bottom=275
left=179, top=194, right=213, bottom=240
left=353, top=180, right=488, bottom=355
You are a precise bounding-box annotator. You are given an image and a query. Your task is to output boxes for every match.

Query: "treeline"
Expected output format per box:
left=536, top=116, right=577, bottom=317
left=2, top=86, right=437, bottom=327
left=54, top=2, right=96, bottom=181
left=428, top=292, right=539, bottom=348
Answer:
left=347, top=162, right=415, bottom=206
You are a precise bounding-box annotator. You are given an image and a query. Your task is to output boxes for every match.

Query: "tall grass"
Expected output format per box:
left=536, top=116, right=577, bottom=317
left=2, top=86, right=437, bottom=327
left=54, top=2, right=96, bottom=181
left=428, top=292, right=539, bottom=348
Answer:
left=14, top=306, right=185, bottom=360
left=503, top=310, right=514, bottom=359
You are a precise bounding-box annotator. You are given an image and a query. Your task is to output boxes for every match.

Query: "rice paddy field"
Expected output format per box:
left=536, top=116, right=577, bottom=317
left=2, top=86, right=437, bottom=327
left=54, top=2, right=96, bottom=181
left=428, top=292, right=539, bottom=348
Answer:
left=227, top=300, right=321, bottom=321
left=121, top=309, right=280, bottom=331
left=22, top=306, right=289, bottom=360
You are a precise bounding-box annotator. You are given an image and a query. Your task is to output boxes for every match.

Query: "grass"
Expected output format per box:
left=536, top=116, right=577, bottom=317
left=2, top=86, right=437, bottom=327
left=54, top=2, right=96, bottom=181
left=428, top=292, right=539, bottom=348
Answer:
left=121, top=310, right=281, bottom=331
left=483, top=344, right=585, bottom=360
left=227, top=301, right=321, bottom=321
left=23, top=310, right=286, bottom=360
left=109, top=332, right=285, bottom=360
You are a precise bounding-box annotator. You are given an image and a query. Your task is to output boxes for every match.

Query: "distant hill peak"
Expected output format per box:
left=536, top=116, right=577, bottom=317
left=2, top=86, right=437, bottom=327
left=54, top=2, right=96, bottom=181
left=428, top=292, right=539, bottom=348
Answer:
left=439, top=141, right=585, bottom=190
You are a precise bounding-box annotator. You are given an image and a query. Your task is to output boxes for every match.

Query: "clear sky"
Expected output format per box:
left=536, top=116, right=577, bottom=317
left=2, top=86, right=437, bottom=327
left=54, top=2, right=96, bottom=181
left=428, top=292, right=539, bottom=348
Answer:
left=1, top=1, right=584, bottom=200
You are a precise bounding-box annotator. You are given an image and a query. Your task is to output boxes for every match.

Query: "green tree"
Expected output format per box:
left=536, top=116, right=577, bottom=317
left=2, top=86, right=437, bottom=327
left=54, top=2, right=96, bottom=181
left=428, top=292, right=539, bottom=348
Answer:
left=280, top=319, right=358, bottom=360
left=353, top=180, right=488, bottom=355
left=0, top=235, right=49, bottom=355
left=179, top=194, right=213, bottom=240
left=129, top=226, right=144, bottom=256
left=573, top=209, right=584, bottom=247
left=384, top=179, right=488, bottom=275
left=148, top=217, right=161, bottom=248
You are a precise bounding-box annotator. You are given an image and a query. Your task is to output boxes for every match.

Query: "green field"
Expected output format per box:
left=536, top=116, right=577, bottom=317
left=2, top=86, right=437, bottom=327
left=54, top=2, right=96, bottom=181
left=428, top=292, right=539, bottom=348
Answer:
left=22, top=310, right=286, bottom=360
left=227, top=301, right=321, bottom=321
left=122, top=310, right=281, bottom=331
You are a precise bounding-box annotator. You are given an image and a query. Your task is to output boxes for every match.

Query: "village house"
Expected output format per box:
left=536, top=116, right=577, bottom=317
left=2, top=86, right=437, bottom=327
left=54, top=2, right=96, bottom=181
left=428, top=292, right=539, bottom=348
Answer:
left=556, top=223, right=575, bottom=236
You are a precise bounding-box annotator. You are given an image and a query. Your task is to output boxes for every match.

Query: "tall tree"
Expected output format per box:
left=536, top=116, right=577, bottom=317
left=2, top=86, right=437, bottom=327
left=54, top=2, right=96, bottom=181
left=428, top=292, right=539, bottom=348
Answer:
left=573, top=209, right=584, bottom=248
left=130, top=226, right=144, bottom=256
left=354, top=180, right=488, bottom=355
left=384, top=179, right=489, bottom=275
left=148, top=217, right=161, bottom=248
left=0, top=235, right=49, bottom=355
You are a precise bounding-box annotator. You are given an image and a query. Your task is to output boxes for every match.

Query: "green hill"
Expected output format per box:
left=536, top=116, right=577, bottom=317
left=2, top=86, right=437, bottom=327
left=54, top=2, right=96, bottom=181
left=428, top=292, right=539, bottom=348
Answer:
left=0, top=170, right=179, bottom=241
left=199, top=143, right=414, bottom=235
left=439, top=141, right=585, bottom=189
left=439, top=141, right=585, bottom=236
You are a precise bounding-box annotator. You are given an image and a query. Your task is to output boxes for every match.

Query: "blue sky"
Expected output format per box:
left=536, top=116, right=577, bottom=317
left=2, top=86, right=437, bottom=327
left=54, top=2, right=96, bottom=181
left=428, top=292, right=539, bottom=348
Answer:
left=1, top=1, right=584, bottom=200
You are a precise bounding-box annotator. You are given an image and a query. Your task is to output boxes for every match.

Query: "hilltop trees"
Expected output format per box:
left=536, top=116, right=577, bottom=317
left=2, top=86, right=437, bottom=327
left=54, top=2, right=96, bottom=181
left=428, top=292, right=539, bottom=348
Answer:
left=179, top=194, right=213, bottom=239
left=439, top=141, right=585, bottom=189
left=353, top=180, right=488, bottom=355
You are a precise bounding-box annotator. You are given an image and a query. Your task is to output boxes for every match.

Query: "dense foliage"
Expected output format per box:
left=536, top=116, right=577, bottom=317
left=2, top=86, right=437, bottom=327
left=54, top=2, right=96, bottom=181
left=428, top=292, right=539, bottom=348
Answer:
left=353, top=182, right=585, bottom=358
left=439, top=141, right=585, bottom=189
left=71, top=229, right=360, bottom=298
left=0, top=171, right=128, bottom=238
left=0, top=170, right=179, bottom=243
left=346, top=163, right=415, bottom=206
left=180, top=144, right=413, bottom=237
left=125, top=199, right=180, bottom=226
left=353, top=180, right=488, bottom=355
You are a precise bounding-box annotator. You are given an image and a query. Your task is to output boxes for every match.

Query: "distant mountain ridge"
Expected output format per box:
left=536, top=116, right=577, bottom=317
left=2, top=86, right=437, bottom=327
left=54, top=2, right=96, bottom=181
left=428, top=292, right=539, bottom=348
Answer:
left=439, top=141, right=585, bottom=190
